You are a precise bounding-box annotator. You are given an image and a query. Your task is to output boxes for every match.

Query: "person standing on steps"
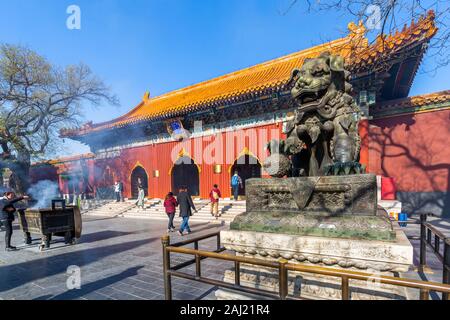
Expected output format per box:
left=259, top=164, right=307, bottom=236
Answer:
left=177, top=186, right=197, bottom=236
left=164, top=192, right=178, bottom=233
left=230, top=171, right=243, bottom=201
left=1, top=191, right=30, bottom=251
left=209, top=184, right=222, bottom=218
left=114, top=180, right=123, bottom=202
left=119, top=181, right=124, bottom=202
left=135, top=183, right=145, bottom=210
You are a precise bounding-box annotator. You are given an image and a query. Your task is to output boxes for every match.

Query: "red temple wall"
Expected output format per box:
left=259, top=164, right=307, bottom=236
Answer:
left=29, top=164, right=58, bottom=185
left=368, top=109, right=450, bottom=193
left=52, top=158, right=96, bottom=195
left=94, top=122, right=285, bottom=199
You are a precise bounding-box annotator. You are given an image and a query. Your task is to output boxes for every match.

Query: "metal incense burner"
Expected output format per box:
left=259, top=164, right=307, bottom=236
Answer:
left=18, top=199, right=82, bottom=251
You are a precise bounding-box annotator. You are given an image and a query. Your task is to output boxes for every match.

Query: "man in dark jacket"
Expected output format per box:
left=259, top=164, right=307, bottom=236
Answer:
left=1, top=192, right=29, bottom=251
left=176, top=186, right=197, bottom=236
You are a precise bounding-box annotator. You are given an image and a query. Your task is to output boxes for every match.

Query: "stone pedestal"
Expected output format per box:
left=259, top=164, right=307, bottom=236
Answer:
left=215, top=224, right=413, bottom=300
left=233, top=175, right=396, bottom=241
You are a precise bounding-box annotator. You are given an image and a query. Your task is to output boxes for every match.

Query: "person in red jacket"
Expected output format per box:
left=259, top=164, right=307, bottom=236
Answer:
left=209, top=184, right=222, bottom=218
left=163, top=192, right=178, bottom=232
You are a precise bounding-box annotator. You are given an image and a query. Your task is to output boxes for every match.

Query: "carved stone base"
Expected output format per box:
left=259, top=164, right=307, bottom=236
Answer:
left=232, top=174, right=397, bottom=241
left=244, top=174, right=378, bottom=216
left=216, top=226, right=413, bottom=300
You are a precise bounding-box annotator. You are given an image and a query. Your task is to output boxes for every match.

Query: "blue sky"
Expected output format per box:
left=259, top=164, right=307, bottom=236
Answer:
left=1, top=0, right=449, bottom=158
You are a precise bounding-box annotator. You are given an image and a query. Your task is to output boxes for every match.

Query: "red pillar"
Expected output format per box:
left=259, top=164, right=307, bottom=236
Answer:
left=358, top=118, right=369, bottom=170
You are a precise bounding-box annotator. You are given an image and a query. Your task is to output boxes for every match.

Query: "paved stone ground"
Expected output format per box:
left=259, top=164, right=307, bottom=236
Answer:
left=0, top=216, right=231, bottom=300
left=0, top=214, right=448, bottom=300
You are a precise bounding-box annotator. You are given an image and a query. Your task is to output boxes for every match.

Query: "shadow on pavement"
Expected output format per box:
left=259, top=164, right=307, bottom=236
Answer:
left=0, top=237, right=159, bottom=292
left=34, top=266, right=145, bottom=300
left=78, top=230, right=135, bottom=244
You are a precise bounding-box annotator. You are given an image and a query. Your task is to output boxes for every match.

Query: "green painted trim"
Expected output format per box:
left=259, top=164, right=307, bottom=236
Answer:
left=371, top=102, right=450, bottom=119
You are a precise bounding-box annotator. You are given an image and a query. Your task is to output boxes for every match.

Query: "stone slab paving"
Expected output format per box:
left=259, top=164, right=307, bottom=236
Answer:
left=0, top=215, right=229, bottom=300
left=0, top=213, right=448, bottom=300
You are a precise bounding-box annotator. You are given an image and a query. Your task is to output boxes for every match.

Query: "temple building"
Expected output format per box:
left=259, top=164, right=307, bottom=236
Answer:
left=31, top=11, right=450, bottom=217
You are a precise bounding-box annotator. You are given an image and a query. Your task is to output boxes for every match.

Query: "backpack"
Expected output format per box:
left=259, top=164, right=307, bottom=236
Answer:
left=231, top=175, right=240, bottom=186
left=212, top=190, right=219, bottom=200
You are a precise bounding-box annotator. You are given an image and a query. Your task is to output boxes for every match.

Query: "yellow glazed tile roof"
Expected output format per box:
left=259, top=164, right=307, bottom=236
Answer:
left=61, top=11, right=437, bottom=137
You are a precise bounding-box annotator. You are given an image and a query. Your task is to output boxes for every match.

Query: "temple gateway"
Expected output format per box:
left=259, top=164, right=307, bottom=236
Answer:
left=31, top=11, right=449, bottom=217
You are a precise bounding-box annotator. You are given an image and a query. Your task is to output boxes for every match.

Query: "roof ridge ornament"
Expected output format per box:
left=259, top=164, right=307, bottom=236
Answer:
left=347, top=20, right=366, bottom=38
left=143, top=91, right=150, bottom=103
left=347, top=20, right=368, bottom=55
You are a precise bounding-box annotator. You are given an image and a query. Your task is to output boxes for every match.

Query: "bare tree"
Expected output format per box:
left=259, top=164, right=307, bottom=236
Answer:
left=0, top=44, right=118, bottom=193
left=280, top=0, right=450, bottom=72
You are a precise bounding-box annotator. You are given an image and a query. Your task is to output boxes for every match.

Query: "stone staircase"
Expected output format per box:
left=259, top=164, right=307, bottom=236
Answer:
left=82, top=201, right=136, bottom=218
left=120, top=199, right=246, bottom=224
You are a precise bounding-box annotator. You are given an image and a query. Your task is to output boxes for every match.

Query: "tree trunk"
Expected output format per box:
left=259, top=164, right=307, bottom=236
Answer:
left=14, top=160, right=31, bottom=194
left=3, top=151, right=31, bottom=195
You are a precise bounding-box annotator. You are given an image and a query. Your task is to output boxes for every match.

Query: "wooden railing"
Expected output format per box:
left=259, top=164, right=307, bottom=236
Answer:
left=161, top=231, right=450, bottom=300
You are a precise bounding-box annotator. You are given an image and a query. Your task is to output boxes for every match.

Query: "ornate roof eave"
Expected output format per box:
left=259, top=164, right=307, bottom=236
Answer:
left=371, top=90, right=450, bottom=118
left=47, top=153, right=96, bottom=165
left=62, top=84, right=289, bottom=141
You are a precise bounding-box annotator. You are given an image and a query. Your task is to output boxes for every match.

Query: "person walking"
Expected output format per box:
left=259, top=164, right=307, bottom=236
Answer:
left=163, top=192, right=178, bottom=232
left=176, top=186, right=197, bottom=236
left=135, top=184, right=145, bottom=210
left=209, top=184, right=222, bottom=218
left=230, top=171, right=243, bottom=201
left=1, top=192, right=29, bottom=251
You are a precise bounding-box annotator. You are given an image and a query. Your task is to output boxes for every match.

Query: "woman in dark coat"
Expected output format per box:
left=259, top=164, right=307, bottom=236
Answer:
left=176, top=186, right=197, bottom=236
left=163, top=192, right=178, bottom=232
left=0, top=192, right=29, bottom=251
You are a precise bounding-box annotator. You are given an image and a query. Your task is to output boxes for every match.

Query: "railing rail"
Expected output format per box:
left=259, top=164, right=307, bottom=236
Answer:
left=162, top=230, right=450, bottom=300
left=418, top=213, right=450, bottom=300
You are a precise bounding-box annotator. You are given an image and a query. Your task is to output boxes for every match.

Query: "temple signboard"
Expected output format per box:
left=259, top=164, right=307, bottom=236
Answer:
left=95, top=150, right=122, bottom=160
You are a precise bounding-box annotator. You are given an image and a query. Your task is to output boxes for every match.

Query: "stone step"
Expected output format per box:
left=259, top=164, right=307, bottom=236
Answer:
left=120, top=213, right=234, bottom=223
left=122, top=212, right=236, bottom=218
left=128, top=199, right=245, bottom=205
left=125, top=206, right=245, bottom=212
left=119, top=198, right=246, bottom=222
left=120, top=207, right=243, bottom=221
left=82, top=201, right=136, bottom=217
left=123, top=211, right=239, bottom=218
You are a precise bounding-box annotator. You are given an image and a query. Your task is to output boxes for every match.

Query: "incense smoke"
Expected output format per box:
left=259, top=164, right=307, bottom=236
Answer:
left=27, top=180, right=60, bottom=209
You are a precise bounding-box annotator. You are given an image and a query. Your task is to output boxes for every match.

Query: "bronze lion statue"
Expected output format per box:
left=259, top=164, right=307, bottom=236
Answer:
left=264, top=52, right=364, bottom=177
